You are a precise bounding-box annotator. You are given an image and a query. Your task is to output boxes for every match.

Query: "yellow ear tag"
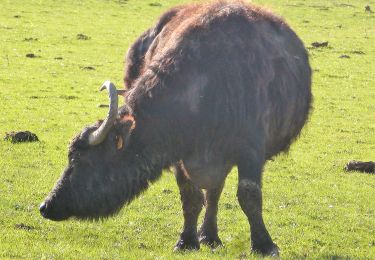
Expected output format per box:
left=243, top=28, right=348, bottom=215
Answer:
left=116, top=136, right=123, bottom=150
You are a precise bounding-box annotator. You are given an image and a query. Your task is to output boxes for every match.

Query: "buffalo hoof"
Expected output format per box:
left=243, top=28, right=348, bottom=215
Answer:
left=198, top=234, right=223, bottom=248
left=174, top=237, right=200, bottom=251
left=252, top=243, right=279, bottom=257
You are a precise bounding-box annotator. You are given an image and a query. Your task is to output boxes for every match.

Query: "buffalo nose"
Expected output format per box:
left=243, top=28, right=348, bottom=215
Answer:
left=39, top=202, right=47, bottom=217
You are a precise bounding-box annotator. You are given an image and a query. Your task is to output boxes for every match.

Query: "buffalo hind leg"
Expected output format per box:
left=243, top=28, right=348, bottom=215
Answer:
left=174, top=162, right=203, bottom=251
left=198, top=183, right=225, bottom=248
left=237, top=152, right=279, bottom=257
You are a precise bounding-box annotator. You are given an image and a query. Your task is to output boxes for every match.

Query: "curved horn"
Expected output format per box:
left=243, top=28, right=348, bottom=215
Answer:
left=88, top=81, right=118, bottom=145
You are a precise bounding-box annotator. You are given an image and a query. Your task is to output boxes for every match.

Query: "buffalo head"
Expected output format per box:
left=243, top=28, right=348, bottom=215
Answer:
left=40, top=81, right=136, bottom=220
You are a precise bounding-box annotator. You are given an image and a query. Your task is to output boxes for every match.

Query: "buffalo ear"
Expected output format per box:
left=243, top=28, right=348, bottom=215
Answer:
left=119, top=115, right=136, bottom=130
left=115, top=115, right=135, bottom=150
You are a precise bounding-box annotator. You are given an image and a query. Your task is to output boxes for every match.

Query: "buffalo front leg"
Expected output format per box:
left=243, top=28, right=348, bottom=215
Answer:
left=198, top=183, right=225, bottom=248
left=237, top=153, right=279, bottom=257
left=174, top=162, right=203, bottom=251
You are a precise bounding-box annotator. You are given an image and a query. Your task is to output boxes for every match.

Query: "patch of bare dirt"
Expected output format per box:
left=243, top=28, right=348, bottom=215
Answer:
left=15, top=223, right=35, bottom=231
left=345, top=160, right=374, bottom=174
left=365, top=5, right=373, bottom=13
left=162, top=189, right=173, bottom=194
left=26, top=53, right=40, bottom=58
left=76, top=33, right=90, bottom=40
left=311, top=41, right=329, bottom=48
left=339, top=55, right=350, bottom=59
left=23, top=37, right=38, bottom=42
left=4, top=131, right=39, bottom=143
left=81, top=66, right=95, bottom=70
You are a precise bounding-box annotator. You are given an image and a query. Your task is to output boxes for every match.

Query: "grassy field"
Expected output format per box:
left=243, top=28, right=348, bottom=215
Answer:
left=0, top=0, right=374, bottom=258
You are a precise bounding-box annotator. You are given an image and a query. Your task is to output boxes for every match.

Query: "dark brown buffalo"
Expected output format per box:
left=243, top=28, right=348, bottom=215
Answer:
left=40, top=1, right=312, bottom=256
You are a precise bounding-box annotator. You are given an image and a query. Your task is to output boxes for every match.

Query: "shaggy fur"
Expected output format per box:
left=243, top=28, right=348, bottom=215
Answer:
left=41, top=1, right=312, bottom=256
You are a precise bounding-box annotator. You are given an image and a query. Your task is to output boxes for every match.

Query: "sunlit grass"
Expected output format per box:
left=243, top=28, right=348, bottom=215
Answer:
left=0, top=0, right=374, bottom=258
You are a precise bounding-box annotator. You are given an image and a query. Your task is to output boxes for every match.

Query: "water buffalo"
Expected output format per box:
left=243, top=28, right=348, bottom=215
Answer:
left=40, top=1, right=312, bottom=256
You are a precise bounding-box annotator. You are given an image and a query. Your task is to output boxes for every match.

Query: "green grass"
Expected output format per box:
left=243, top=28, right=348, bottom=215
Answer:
left=0, top=0, right=374, bottom=258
